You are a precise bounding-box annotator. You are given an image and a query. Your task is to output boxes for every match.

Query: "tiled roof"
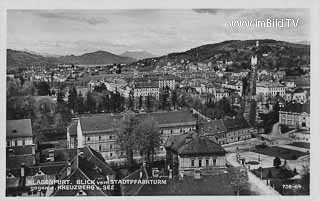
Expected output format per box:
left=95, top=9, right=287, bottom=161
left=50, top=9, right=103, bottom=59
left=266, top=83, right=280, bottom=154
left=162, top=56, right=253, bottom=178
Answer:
left=281, top=103, right=310, bottom=114
left=79, top=114, right=123, bottom=133
left=7, top=154, right=35, bottom=169
left=201, top=120, right=226, bottom=135
left=53, top=146, right=115, bottom=196
left=78, top=111, right=196, bottom=134
left=6, top=119, right=32, bottom=138
left=165, top=132, right=225, bottom=156
left=223, top=116, right=250, bottom=132
left=68, top=119, right=78, bottom=137
left=138, top=110, right=196, bottom=126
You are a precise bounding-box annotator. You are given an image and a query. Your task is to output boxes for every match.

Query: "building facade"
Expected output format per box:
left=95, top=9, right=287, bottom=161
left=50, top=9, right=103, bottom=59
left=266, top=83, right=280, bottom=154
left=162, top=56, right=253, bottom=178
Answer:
left=279, top=111, right=310, bottom=129
left=68, top=110, right=197, bottom=161
left=165, top=132, right=226, bottom=176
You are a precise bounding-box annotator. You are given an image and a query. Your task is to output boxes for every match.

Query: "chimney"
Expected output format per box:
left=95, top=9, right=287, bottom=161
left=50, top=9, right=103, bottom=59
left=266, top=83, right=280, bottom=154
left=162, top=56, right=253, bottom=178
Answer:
left=66, top=161, right=72, bottom=177
left=20, top=163, right=25, bottom=177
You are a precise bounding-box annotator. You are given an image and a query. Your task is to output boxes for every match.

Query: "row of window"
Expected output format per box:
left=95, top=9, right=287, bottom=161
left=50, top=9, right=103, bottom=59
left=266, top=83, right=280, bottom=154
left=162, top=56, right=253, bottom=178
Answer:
left=7, top=140, right=26, bottom=147
left=191, top=158, right=216, bottom=167
left=87, top=135, right=114, bottom=142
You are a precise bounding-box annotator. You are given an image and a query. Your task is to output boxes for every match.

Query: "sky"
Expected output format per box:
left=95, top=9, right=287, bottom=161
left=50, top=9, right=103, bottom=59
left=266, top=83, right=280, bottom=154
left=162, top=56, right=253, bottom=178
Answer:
left=7, top=9, right=310, bottom=56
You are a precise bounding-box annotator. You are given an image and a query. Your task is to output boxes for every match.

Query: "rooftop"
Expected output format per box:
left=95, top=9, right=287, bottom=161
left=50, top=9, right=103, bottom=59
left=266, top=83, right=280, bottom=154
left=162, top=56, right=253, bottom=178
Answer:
left=6, top=119, right=32, bottom=138
left=165, top=132, right=226, bottom=156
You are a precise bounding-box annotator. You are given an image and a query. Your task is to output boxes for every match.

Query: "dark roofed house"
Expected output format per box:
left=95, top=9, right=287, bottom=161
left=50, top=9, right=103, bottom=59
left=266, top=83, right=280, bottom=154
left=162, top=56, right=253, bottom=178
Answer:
left=6, top=119, right=36, bottom=169
left=52, top=146, right=116, bottom=196
left=200, top=116, right=252, bottom=145
left=223, top=116, right=252, bottom=144
left=201, top=120, right=227, bottom=144
left=7, top=119, right=33, bottom=146
left=165, top=132, right=226, bottom=176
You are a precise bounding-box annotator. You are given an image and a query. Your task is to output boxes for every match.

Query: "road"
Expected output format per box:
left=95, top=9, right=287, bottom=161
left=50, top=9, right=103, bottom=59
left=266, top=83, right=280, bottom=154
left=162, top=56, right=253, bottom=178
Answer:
left=226, top=153, right=280, bottom=195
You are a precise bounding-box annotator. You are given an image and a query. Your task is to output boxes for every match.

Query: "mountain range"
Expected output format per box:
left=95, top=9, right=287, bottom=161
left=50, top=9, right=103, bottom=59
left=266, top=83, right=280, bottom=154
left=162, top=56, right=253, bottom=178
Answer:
left=7, top=39, right=310, bottom=71
left=129, top=39, right=310, bottom=71
left=7, top=49, right=137, bottom=68
left=120, top=51, right=157, bottom=60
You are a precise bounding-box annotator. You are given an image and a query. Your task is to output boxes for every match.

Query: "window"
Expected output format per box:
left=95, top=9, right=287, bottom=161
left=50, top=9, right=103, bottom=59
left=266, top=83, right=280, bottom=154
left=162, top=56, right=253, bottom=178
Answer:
left=14, top=140, right=18, bottom=146
left=191, top=159, right=194, bottom=167
left=110, top=144, right=113, bottom=150
left=22, top=140, right=25, bottom=146
left=213, top=159, right=216, bottom=166
left=109, top=135, right=112, bottom=140
left=110, top=153, right=113, bottom=157
left=99, top=145, right=102, bottom=151
left=99, top=136, right=101, bottom=141
left=87, top=137, right=90, bottom=142
left=206, top=159, right=209, bottom=166
left=120, top=152, right=124, bottom=156
left=7, top=141, right=10, bottom=147
left=199, top=160, right=202, bottom=167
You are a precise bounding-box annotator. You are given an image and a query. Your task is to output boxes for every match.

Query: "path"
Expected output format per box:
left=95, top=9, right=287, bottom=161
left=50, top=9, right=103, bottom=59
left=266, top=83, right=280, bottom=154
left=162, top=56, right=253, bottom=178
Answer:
left=226, top=153, right=280, bottom=195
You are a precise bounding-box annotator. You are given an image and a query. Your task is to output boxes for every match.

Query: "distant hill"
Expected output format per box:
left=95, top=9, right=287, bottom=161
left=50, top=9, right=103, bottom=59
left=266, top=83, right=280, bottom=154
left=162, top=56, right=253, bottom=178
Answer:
left=7, top=49, right=136, bottom=68
left=120, top=51, right=157, bottom=60
left=130, top=39, right=310, bottom=71
left=296, top=41, right=310, bottom=45
left=7, top=49, right=58, bottom=68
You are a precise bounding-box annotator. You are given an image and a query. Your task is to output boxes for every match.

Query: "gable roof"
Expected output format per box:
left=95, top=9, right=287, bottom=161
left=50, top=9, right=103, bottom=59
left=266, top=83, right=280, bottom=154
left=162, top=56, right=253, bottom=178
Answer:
left=223, top=116, right=250, bottom=132
left=201, top=120, right=227, bottom=135
left=7, top=119, right=32, bottom=138
left=79, top=114, right=123, bottom=133
left=165, top=132, right=225, bottom=156
left=138, top=110, right=196, bottom=127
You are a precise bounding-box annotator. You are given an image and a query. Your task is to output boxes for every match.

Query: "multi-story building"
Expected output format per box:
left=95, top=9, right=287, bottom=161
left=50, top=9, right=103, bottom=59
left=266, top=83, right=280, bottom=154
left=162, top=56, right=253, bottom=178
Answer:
left=256, top=81, right=287, bottom=98
left=201, top=116, right=252, bottom=145
left=165, top=132, right=226, bottom=176
left=222, top=80, right=243, bottom=96
left=133, top=81, right=160, bottom=100
left=279, top=109, right=310, bottom=129
left=6, top=119, right=36, bottom=168
left=213, top=88, right=231, bottom=101
left=67, top=110, right=197, bottom=161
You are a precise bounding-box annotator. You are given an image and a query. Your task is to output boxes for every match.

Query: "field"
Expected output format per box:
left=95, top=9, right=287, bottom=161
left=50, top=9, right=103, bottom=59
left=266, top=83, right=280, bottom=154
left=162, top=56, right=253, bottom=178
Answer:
left=288, top=142, right=310, bottom=149
left=252, top=146, right=307, bottom=160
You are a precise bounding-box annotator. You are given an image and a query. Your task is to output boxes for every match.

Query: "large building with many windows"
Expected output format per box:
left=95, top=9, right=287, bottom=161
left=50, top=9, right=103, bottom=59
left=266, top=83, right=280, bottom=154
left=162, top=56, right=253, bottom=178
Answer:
left=256, top=81, right=287, bottom=98
left=67, top=110, right=197, bottom=161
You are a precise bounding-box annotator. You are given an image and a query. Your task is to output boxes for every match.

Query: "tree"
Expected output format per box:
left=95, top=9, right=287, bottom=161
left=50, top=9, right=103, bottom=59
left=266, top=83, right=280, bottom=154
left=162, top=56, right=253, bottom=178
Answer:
left=273, top=156, right=281, bottom=168
left=36, top=81, right=51, bottom=96
left=77, top=92, right=85, bottom=114
left=171, top=90, right=178, bottom=109
left=138, top=95, right=143, bottom=110
left=117, top=114, right=140, bottom=169
left=86, top=91, right=96, bottom=113
left=127, top=90, right=134, bottom=110
left=68, top=86, right=78, bottom=113
left=135, top=118, right=161, bottom=165
left=146, top=95, right=152, bottom=112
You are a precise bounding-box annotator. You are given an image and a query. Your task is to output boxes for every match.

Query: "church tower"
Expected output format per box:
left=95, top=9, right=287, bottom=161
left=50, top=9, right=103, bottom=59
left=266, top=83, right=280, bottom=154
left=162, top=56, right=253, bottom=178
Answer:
left=244, top=41, right=259, bottom=126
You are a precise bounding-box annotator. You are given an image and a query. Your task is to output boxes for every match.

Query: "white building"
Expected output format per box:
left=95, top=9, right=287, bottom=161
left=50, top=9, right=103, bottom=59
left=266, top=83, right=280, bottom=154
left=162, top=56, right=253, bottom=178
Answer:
left=256, top=81, right=287, bottom=98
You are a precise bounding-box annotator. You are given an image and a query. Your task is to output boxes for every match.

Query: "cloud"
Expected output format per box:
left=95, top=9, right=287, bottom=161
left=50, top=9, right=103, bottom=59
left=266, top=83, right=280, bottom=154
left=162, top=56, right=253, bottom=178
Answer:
left=35, top=11, right=109, bottom=25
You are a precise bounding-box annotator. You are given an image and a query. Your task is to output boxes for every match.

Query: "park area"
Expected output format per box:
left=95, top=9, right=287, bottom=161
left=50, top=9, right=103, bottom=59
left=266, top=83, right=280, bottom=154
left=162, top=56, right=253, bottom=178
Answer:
left=252, top=146, right=307, bottom=160
left=288, top=142, right=310, bottom=149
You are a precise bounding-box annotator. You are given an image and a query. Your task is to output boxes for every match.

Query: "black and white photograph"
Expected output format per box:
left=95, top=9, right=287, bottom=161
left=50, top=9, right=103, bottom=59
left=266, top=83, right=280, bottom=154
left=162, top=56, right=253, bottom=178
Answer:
left=2, top=0, right=320, bottom=198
